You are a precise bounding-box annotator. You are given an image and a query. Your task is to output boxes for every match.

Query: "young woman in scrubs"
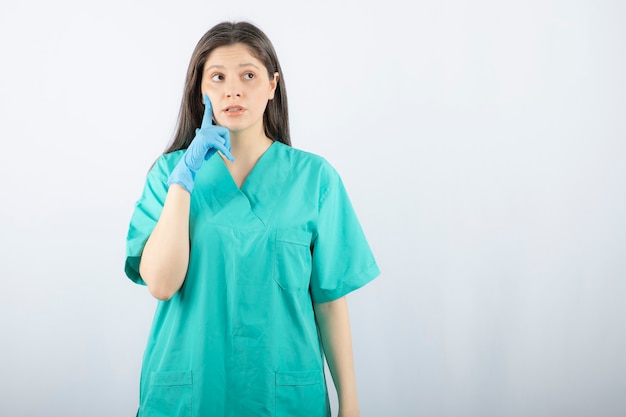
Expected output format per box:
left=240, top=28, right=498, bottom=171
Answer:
left=125, top=21, right=379, bottom=417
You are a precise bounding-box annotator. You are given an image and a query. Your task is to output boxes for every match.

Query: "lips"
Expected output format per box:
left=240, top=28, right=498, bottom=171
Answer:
left=224, top=106, right=245, bottom=112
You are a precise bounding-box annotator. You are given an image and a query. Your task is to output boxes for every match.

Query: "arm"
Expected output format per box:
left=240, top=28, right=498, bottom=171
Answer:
left=314, top=296, right=360, bottom=417
left=139, top=184, right=190, bottom=300
left=140, top=95, right=232, bottom=301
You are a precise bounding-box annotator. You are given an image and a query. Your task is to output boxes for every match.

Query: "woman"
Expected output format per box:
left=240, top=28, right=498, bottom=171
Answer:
left=125, top=21, right=379, bottom=417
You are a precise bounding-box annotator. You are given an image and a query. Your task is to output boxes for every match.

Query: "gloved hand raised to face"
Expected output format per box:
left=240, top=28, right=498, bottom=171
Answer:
left=167, top=94, right=234, bottom=193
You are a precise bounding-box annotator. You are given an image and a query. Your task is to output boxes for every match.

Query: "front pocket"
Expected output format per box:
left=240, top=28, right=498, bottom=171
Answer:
left=275, top=370, right=328, bottom=417
left=273, top=229, right=313, bottom=292
left=140, top=371, right=193, bottom=417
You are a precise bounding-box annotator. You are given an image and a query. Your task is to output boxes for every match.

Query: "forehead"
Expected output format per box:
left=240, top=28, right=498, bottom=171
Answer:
left=204, top=43, right=264, bottom=68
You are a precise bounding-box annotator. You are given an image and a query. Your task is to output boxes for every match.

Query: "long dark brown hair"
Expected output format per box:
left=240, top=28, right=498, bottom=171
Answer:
left=164, top=21, right=290, bottom=154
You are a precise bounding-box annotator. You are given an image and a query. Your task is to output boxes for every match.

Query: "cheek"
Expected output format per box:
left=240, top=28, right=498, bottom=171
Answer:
left=200, top=84, right=215, bottom=97
left=200, top=77, right=217, bottom=94
left=254, top=84, right=276, bottom=103
left=199, top=84, right=218, bottom=105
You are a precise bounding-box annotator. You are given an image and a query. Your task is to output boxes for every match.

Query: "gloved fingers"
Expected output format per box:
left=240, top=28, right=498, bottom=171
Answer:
left=203, top=142, right=233, bottom=162
left=185, top=133, right=218, bottom=167
left=218, top=147, right=235, bottom=162
left=195, top=126, right=229, bottom=144
left=195, top=129, right=229, bottom=157
left=201, top=94, right=214, bottom=128
left=186, top=141, right=209, bottom=169
left=211, top=124, right=229, bottom=136
left=194, top=133, right=232, bottom=162
left=212, top=126, right=231, bottom=151
left=192, top=128, right=227, bottom=149
left=223, top=130, right=231, bottom=151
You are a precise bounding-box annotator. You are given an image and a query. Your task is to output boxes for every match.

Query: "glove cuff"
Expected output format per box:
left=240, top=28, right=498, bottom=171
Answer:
left=167, top=159, right=195, bottom=194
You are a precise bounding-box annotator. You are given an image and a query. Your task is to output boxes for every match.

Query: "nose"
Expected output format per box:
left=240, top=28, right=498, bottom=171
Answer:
left=225, top=79, right=242, bottom=98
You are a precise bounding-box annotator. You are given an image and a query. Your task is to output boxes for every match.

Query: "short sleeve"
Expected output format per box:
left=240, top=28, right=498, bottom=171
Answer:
left=124, top=154, right=177, bottom=285
left=309, top=166, right=380, bottom=303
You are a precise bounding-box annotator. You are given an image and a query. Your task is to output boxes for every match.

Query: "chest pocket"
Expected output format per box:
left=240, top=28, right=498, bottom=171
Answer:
left=274, top=229, right=313, bottom=292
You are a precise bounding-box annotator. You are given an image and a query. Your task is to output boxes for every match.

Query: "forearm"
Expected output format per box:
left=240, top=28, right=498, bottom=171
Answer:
left=314, top=296, right=360, bottom=417
left=140, top=184, right=191, bottom=300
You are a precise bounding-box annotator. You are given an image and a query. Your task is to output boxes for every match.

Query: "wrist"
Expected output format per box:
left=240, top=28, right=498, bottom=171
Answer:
left=168, top=160, right=195, bottom=194
left=168, top=183, right=192, bottom=195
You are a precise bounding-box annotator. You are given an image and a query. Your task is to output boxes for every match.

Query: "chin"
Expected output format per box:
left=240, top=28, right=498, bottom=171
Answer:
left=222, top=124, right=240, bottom=133
left=222, top=123, right=249, bottom=134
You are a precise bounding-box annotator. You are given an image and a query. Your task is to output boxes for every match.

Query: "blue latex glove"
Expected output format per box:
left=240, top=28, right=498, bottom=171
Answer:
left=167, top=95, right=234, bottom=193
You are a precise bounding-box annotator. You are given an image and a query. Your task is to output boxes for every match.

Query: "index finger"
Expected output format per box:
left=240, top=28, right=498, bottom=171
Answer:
left=201, top=94, right=213, bottom=128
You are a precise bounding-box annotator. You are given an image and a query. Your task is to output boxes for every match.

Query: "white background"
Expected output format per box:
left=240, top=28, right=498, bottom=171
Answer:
left=1, top=0, right=625, bottom=416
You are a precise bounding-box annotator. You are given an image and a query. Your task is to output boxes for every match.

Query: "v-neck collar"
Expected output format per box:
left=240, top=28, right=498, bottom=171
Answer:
left=196, top=141, right=291, bottom=226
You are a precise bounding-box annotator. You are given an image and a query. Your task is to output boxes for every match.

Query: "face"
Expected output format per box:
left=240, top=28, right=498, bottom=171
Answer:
left=201, top=43, right=278, bottom=136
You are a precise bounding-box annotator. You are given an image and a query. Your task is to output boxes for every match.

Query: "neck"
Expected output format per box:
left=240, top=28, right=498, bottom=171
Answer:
left=219, top=127, right=273, bottom=188
left=227, top=127, right=273, bottom=164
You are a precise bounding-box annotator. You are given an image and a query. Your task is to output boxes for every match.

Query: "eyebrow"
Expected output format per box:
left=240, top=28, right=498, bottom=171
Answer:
left=205, top=63, right=261, bottom=71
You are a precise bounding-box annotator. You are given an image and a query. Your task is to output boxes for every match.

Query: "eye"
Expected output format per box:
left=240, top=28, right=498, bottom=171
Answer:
left=211, top=73, right=224, bottom=82
left=243, top=72, right=255, bottom=80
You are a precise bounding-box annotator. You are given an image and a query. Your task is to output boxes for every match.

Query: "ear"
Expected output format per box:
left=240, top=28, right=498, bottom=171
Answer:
left=268, top=72, right=279, bottom=100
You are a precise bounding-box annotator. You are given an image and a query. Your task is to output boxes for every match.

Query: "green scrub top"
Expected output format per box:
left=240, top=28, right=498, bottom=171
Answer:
left=125, top=141, right=379, bottom=417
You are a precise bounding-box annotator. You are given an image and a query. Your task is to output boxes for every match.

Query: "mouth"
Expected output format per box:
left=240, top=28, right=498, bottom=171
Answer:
left=224, top=106, right=245, bottom=113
